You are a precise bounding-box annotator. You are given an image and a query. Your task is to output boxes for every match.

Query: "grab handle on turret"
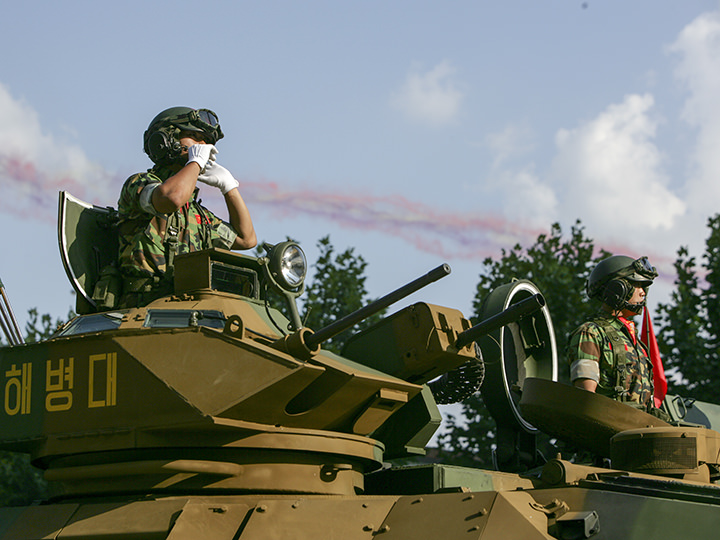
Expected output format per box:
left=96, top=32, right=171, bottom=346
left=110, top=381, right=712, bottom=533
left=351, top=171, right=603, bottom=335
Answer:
left=303, top=264, right=452, bottom=351
left=454, top=293, right=545, bottom=350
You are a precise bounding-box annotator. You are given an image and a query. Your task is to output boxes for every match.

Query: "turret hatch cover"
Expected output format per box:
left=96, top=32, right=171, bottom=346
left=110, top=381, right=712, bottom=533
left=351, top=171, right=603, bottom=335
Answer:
left=520, top=377, right=671, bottom=456
left=58, top=191, right=118, bottom=312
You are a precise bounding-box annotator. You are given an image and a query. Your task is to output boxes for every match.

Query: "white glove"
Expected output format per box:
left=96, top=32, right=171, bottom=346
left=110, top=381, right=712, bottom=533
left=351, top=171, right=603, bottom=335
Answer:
left=197, top=160, right=240, bottom=194
left=186, top=144, right=217, bottom=171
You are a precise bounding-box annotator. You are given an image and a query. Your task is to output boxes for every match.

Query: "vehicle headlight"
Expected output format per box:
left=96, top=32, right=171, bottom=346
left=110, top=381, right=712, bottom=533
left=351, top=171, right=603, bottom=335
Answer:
left=270, top=241, right=307, bottom=290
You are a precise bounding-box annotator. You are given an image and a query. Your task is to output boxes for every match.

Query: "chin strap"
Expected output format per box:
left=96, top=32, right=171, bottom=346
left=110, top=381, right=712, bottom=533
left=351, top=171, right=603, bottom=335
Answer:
left=623, top=299, right=645, bottom=314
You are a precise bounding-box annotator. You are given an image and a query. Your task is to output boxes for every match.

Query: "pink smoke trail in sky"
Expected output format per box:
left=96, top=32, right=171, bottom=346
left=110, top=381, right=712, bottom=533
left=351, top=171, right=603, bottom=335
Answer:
left=238, top=178, right=546, bottom=260
left=0, top=153, right=675, bottom=273
left=0, top=155, right=104, bottom=222
left=0, top=154, right=545, bottom=260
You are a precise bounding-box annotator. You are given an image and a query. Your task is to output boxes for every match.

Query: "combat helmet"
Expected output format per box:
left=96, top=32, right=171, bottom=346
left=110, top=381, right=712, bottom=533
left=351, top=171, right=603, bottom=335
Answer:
left=143, top=107, right=224, bottom=166
left=586, top=255, right=658, bottom=314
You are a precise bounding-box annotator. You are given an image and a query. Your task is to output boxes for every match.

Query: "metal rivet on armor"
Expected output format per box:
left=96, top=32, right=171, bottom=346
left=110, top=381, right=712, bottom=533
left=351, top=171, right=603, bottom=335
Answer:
left=256, top=505, right=268, bottom=513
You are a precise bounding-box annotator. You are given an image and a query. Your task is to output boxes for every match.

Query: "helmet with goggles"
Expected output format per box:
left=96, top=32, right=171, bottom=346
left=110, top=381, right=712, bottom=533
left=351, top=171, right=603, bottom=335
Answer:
left=587, top=255, right=658, bottom=314
left=143, top=107, right=224, bottom=166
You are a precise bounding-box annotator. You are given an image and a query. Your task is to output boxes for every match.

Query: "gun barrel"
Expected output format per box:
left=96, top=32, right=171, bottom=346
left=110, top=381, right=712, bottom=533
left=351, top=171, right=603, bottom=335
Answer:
left=455, top=293, right=545, bottom=350
left=304, top=263, right=451, bottom=350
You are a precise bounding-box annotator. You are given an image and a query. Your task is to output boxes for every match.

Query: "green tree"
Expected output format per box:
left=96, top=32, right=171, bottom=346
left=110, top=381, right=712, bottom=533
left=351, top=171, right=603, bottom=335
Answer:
left=23, top=308, right=69, bottom=343
left=471, top=221, right=610, bottom=349
left=437, top=221, right=609, bottom=466
left=301, top=236, right=385, bottom=354
left=0, top=308, right=72, bottom=506
left=656, top=215, right=720, bottom=402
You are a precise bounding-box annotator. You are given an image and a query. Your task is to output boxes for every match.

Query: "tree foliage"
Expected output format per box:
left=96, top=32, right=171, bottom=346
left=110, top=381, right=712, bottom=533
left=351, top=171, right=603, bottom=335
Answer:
left=437, top=221, right=609, bottom=465
left=0, top=453, right=49, bottom=507
left=656, top=215, right=720, bottom=402
left=23, top=308, right=69, bottom=344
left=301, top=236, right=385, bottom=353
left=471, top=221, right=610, bottom=351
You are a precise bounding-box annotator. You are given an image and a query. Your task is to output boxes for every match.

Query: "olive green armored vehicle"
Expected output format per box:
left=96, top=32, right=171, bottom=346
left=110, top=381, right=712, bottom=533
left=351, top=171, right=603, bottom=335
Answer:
left=1, top=192, right=720, bottom=539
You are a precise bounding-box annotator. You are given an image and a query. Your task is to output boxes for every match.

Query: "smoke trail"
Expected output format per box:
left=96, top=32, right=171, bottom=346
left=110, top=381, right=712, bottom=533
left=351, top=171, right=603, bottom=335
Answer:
left=237, top=178, right=544, bottom=260
left=1, top=152, right=673, bottom=272
left=0, top=154, right=117, bottom=222
left=0, top=152, right=546, bottom=260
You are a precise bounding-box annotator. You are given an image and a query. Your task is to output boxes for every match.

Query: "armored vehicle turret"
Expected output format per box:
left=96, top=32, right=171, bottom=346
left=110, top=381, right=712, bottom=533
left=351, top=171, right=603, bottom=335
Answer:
left=1, top=191, right=720, bottom=539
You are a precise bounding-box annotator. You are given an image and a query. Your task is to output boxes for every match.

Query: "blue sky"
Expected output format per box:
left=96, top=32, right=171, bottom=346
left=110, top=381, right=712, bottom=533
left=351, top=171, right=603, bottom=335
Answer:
left=1, top=0, right=719, bottom=331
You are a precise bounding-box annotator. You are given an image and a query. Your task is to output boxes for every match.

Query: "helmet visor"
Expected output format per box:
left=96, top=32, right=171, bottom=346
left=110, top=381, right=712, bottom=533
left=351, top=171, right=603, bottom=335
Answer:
left=196, top=109, right=219, bottom=128
left=632, top=256, right=657, bottom=278
left=161, top=108, right=223, bottom=142
left=620, top=256, right=657, bottom=285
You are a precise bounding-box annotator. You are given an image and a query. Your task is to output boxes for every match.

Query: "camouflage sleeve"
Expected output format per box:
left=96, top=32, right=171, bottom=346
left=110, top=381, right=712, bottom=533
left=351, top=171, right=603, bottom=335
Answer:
left=567, top=322, right=604, bottom=383
left=199, top=204, right=238, bottom=250
left=118, top=172, right=163, bottom=218
left=212, top=222, right=238, bottom=249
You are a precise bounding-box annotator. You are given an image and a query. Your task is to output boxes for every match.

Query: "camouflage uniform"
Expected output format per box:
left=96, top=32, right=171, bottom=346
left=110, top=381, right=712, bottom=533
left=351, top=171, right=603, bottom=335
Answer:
left=116, top=166, right=237, bottom=307
left=567, top=315, right=654, bottom=411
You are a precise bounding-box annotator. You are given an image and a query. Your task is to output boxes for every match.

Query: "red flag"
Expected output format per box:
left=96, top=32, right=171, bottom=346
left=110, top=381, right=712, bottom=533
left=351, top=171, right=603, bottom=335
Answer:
left=640, top=306, right=667, bottom=408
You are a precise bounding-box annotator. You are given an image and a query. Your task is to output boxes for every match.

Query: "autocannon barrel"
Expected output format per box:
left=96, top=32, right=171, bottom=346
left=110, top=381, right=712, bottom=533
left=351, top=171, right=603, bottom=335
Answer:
left=304, top=263, right=452, bottom=350
left=454, top=293, right=545, bottom=350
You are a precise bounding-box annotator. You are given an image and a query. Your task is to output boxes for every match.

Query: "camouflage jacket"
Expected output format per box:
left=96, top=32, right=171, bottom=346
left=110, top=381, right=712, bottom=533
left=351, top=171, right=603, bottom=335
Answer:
left=567, top=315, right=654, bottom=410
left=117, top=166, right=237, bottom=285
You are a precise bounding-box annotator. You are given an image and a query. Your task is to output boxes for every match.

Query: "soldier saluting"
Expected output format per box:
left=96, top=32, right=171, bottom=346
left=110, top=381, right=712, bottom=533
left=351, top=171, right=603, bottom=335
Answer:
left=116, top=107, right=257, bottom=307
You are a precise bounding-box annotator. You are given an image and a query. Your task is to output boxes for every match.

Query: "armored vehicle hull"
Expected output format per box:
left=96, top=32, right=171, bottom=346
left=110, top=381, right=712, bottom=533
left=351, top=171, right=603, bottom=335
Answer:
left=1, top=192, right=719, bottom=539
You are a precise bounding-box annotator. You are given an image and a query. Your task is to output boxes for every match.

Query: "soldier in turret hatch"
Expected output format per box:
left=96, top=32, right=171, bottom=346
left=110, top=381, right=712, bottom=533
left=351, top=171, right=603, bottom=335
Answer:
left=566, top=255, right=667, bottom=418
left=116, top=107, right=257, bottom=308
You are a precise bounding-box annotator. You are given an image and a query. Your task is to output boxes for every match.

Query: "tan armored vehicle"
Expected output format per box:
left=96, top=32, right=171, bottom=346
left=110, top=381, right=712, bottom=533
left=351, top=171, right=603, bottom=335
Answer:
left=0, top=192, right=719, bottom=539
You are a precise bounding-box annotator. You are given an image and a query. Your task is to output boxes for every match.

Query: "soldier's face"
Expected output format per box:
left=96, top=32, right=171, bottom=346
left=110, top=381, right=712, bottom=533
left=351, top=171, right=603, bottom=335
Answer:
left=628, top=286, right=645, bottom=305
left=621, top=286, right=646, bottom=317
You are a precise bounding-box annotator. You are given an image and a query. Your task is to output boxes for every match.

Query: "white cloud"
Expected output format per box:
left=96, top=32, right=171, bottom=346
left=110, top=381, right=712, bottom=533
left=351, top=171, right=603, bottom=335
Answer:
left=391, top=61, right=464, bottom=125
left=478, top=10, right=720, bottom=263
left=496, top=168, right=558, bottom=227
left=0, top=83, right=115, bottom=216
left=480, top=124, right=556, bottom=226
left=670, top=10, right=720, bottom=225
left=0, top=85, right=45, bottom=158
left=550, top=93, right=685, bottom=242
left=485, top=123, right=535, bottom=168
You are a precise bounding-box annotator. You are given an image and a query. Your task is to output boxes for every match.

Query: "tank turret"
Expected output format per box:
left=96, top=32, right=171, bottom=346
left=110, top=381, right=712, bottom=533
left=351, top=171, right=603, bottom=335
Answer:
left=1, top=243, right=479, bottom=498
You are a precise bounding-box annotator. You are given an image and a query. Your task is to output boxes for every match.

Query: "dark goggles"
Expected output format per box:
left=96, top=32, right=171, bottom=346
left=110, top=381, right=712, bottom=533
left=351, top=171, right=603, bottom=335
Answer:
left=616, top=256, right=658, bottom=286
left=160, top=108, right=223, bottom=142
left=193, top=109, right=220, bottom=129
left=631, top=256, right=658, bottom=280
